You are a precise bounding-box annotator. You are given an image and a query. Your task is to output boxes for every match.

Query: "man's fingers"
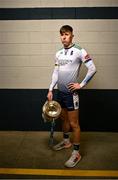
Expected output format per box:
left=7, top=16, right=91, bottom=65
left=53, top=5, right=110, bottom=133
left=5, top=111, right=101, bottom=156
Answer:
left=68, top=83, right=74, bottom=88
left=68, top=85, right=75, bottom=91
left=68, top=83, right=74, bottom=86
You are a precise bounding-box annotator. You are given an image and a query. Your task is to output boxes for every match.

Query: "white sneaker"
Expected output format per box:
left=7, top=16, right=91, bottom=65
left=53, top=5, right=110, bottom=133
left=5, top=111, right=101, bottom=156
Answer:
left=53, top=140, right=72, bottom=151
left=65, top=151, right=81, bottom=168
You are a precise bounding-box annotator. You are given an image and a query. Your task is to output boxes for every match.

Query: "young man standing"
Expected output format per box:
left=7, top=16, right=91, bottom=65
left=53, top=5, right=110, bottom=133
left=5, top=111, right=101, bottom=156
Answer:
left=47, top=25, right=96, bottom=168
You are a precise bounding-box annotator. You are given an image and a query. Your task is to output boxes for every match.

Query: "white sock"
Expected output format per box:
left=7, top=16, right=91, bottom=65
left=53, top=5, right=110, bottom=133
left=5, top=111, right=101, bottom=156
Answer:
left=72, top=150, right=79, bottom=154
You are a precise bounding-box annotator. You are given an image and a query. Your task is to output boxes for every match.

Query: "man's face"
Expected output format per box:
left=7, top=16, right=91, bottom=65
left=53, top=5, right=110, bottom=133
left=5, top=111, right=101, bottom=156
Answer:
left=60, top=31, right=73, bottom=48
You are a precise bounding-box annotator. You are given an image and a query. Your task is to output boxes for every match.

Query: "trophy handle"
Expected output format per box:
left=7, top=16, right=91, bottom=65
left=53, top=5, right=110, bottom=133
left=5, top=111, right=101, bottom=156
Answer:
left=49, top=118, right=55, bottom=147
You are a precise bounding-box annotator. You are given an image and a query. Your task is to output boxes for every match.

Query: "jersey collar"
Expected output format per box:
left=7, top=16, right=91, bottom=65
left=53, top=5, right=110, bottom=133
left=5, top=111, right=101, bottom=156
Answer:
left=64, top=43, right=75, bottom=49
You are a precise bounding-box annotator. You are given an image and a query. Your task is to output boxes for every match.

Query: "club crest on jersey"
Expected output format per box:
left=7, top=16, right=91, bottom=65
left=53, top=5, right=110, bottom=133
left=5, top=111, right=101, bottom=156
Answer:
left=70, top=50, right=73, bottom=55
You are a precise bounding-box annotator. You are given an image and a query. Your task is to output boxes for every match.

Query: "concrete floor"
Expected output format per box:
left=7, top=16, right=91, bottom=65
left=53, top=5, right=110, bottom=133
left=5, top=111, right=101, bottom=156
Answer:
left=0, top=131, right=118, bottom=179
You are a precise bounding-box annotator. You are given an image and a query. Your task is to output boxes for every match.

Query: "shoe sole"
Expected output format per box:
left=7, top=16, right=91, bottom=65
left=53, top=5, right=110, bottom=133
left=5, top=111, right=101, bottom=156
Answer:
left=53, top=143, right=72, bottom=151
left=64, top=155, right=82, bottom=168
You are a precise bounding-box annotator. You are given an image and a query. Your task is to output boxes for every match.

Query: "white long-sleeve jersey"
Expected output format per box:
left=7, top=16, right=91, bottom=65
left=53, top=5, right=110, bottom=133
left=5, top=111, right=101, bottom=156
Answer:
left=49, top=44, right=96, bottom=93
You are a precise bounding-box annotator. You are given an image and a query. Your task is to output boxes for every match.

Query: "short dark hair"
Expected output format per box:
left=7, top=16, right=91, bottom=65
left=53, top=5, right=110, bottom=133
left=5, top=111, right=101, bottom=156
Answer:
left=60, top=25, right=73, bottom=34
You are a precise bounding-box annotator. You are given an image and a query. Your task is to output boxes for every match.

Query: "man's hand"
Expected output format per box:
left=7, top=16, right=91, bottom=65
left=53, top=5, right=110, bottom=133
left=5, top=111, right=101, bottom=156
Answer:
left=68, top=83, right=81, bottom=92
left=47, top=91, right=53, bottom=101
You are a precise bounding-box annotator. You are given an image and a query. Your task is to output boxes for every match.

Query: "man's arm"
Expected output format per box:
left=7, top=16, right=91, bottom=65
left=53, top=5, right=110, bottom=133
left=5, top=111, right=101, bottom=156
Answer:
left=79, top=59, right=96, bottom=88
left=68, top=49, right=96, bottom=92
left=47, top=64, right=59, bottom=101
left=68, top=59, right=96, bottom=91
left=49, top=64, right=59, bottom=91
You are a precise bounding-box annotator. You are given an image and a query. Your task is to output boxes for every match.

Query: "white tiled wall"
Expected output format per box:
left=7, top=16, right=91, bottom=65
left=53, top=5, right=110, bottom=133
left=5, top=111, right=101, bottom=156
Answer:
left=0, top=0, right=117, bottom=7
left=0, top=1, right=118, bottom=89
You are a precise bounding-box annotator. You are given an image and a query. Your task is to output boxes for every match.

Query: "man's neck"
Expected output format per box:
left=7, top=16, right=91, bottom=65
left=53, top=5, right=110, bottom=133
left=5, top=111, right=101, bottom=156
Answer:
left=64, top=43, right=74, bottom=49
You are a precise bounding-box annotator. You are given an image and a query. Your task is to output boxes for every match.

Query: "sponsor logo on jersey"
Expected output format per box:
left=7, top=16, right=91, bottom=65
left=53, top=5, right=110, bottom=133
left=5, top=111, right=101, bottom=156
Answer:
left=58, top=59, right=72, bottom=66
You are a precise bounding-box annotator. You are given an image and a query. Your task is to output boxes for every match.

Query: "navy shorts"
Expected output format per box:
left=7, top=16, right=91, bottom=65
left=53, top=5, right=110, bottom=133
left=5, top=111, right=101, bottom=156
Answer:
left=57, top=91, right=79, bottom=111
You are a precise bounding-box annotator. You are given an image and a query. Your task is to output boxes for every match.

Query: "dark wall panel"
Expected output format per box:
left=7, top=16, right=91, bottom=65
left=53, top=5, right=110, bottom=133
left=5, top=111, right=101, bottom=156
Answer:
left=0, top=7, right=118, bottom=20
left=0, top=89, right=117, bottom=132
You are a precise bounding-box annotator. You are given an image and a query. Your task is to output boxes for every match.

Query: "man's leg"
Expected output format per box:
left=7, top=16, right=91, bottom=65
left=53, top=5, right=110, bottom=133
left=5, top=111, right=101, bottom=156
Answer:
left=53, top=108, right=72, bottom=150
left=61, top=108, right=70, bottom=133
left=68, top=109, right=80, bottom=144
left=64, top=109, right=81, bottom=167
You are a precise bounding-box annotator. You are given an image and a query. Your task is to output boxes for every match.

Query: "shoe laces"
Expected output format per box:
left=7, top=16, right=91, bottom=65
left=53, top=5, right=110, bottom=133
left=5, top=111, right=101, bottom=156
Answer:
left=61, top=139, right=70, bottom=145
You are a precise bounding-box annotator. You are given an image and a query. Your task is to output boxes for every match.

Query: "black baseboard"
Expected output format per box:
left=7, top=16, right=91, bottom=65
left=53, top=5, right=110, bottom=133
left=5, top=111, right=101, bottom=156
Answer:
left=0, top=89, right=118, bottom=132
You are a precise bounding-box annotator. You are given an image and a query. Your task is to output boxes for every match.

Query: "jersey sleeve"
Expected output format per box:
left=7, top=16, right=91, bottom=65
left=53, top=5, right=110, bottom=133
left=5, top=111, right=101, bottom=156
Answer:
left=49, top=56, right=59, bottom=91
left=79, top=49, right=97, bottom=88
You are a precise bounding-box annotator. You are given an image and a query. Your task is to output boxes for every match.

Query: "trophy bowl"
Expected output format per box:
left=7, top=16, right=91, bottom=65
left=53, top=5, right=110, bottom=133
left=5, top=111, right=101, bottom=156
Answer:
left=42, top=100, right=62, bottom=122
